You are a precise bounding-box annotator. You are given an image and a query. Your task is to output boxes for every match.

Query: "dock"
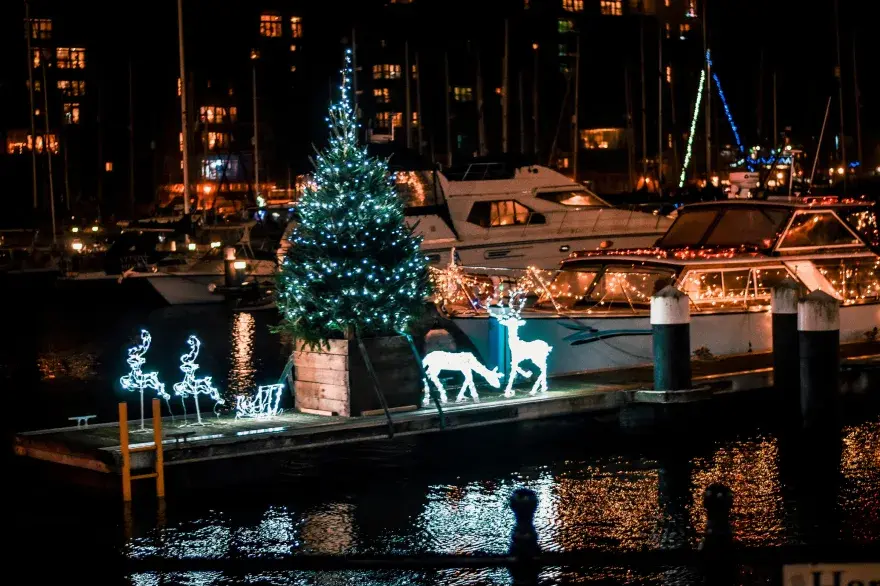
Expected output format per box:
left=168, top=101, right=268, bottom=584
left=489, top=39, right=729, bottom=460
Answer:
left=13, top=342, right=879, bottom=476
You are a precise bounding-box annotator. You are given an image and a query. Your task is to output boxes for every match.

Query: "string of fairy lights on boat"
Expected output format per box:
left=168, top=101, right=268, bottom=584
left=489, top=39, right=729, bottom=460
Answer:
left=816, top=258, right=880, bottom=305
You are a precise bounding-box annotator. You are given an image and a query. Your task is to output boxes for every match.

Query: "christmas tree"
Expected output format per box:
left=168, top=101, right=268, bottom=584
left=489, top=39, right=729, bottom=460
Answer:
left=276, top=49, right=430, bottom=348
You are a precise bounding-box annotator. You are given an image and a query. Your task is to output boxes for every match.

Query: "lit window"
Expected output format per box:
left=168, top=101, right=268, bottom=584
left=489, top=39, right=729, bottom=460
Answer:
left=57, top=80, right=85, bottom=96
left=199, top=106, right=228, bottom=124
left=466, top=200, right=546, bottom=228
left=289, top=65, right=297, bottom=73
left=63, top=103, right=80, bottom=124
left=229, top=106, right=238, bottom=122
left=259, top=13, right=281, bottom=37
left=600, top=1, right=622, bottom=16
left=412, top=111, right=419, bottom=127
left=679, top=23, right=691, bottom=38
left=27, top=80, right=42, bottom=92
left=665, top=22, right=671, bottom=38
left=5, top=131, right=28, bottom=154
left=666, top=66, right=671, bottom=83
left=28, top=18, right=52, bottom=40
left=250, top=49, right=260, bottom=60
left=411, top=64, right=418, bottom=79
left=207, top=132, right=229, bottom=150
left=375, top=112, right=402, bottom=129
left=26, top=134, right=58, bottom=154
left=562, top=0, right=583, bottom=12
left=105, top=161, right=113, bottom=172
left=373, top=88, right=391, bottom=103
left=179, top=132, right=183, bottom=152
left=290, top=16, right=302, bottom=38
left=686, top=0, right=697, bottom=18
left=290, top=44, right=297, bottom=52
left=177, top=78, right=181, bottom=96
left=372, top=64, right=402, bottom=80
left=558, top=19, right=575, bottom=34
left=56, top=48, right=86, bottom=69
left=664, top=0, right=670, bottom=6
left=453, top=87, right=473, bottom=102
left=31, top=48, right=50, bottom=68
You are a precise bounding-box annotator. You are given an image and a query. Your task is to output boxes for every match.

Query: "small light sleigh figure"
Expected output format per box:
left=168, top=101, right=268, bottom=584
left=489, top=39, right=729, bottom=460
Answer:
left=421, top=351, right=502, bottom=406
left=235, top=384, right=284, bottom=420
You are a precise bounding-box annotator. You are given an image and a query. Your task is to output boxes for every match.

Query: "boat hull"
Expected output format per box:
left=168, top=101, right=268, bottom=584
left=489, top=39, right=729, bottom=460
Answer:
left=450, top=303, right=880, bottom=377
left=145, top=274, right=223, bottom=305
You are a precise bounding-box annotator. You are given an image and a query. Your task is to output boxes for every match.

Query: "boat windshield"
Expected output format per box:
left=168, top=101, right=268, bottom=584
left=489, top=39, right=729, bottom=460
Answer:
left=538, top=264, right=677, bottom=311
left=535, top=190, right=608, bottom=207
left=659, top=207, right=789, bottom=249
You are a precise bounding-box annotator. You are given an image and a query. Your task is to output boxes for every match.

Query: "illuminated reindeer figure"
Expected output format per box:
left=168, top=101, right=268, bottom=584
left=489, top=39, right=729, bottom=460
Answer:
left=173, top=335, right=224, bottom=425
left=421, top=351, right=502, bottom=406
left=119, top=330, right=169, bottom=431
left=491, top=292, right=552, bottom=397
left=235, top=384, right=284, bottom=419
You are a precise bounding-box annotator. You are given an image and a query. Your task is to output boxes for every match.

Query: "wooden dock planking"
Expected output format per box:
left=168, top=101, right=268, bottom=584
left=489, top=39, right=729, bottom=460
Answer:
left=13, top=342, right=879, bottom=476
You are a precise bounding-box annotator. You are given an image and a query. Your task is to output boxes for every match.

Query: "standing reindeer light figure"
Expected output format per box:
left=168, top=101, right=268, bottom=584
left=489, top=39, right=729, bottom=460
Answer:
left=120, top=330, right=169, bottom=431
left=421, top=351, right=502, bottom=406
left=173, top=335, right=224, bottom=425
left=491, top=292, right=553, bottom=397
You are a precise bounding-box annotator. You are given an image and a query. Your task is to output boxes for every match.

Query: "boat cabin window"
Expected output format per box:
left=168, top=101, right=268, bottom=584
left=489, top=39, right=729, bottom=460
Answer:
left=815, top=258, right=880, bottom=304
left=658, top=210, right=718, bottom=247
left=681, top=266, right=795, bottom=308
left=535, top=190, right=607, bottom=207
left=777, top=211, right=862, bottom=250
left=704, top=208, right=789, bottom=249
left=466, top=200, right=546, bottom=228
left=539, top=265, right=675, bottom=310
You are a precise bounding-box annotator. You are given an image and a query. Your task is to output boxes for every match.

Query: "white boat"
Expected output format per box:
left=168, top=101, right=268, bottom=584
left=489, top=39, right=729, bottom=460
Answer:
left=407, top=162, right=673, bottom=269
left=277, top=163, right=673, bottom=269
left=436, top=200, right=880, bottom=377
left=60, top=222, right=277, bottom=305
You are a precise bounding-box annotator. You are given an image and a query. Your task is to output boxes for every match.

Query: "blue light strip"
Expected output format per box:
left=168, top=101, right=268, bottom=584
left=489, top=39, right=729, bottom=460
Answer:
left=706, top=50, right=743, bottom=153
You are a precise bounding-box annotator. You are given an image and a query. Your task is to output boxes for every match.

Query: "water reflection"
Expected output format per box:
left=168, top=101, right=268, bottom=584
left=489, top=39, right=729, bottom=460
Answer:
left=228, top=313, right=255, bottom=398
left=36, top=350, right=98, bottom=381
left=123, top=420, right=880, bottom=585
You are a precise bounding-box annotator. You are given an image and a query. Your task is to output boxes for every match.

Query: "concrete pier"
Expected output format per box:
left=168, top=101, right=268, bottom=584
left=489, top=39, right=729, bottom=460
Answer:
left=798, top=290, right=841, bottom=429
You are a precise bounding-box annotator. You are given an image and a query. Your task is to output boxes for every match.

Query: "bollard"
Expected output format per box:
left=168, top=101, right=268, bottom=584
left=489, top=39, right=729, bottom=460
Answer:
left=223, top=246, right=239, bottom=287
left=771, top=279, right=800, bottom=404
left=651, top=286, right=691, bottom=391
left=509, top=488, right=540, bottom=586
left=798, top=290, right=840, bottom=429
left=699, top=483, right=734, bottom=586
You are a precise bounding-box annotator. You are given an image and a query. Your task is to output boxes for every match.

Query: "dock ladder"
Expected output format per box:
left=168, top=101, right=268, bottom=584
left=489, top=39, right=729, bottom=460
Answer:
left=118, top=398, right=165, bottom=502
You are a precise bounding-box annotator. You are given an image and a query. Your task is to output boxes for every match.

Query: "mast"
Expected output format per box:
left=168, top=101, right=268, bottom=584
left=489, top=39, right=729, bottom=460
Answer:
left=532, top=43, right=539, bottom=157
left=476, top=47, right=487, bottom=156
left=833, top=0, right=846, bottom=181
left=772, top=71, right=777, bottom=146
left=809, top=97, right=832, bottom=188
left=572, top=34, right=580, bottom=182
left=444, top=52, right=452, bottom=167
left=518, top=70, right=525, bottom=154
left=176, top=0, right=191, bottom=216
left=415, top=52, right=423, bottom=155
left=128, top=57, right=135, bottom=216
left=502, top=19, right=509, bottom=153
left=852, top=36, right=862, bottom=165
left=639, top=15, right=647, bottom=179
left=40, top=63, right=56, bottom=244
left=657, top=23, right=663, bottom=193
left=24, top=1, right=39, bottom=209
left=703, top=0, right=711, bottom=179
left=252, top=62, right=260, bottom=205
left=404, top=41, right=412, bottom=149
left=625, top=68, right=635, bottom=189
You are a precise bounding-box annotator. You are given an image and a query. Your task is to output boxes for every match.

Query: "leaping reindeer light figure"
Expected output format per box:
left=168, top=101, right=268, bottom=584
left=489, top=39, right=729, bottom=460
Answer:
left=173, top=335, right=225, bottom=425
left=120, top=330, right=169, bottom=431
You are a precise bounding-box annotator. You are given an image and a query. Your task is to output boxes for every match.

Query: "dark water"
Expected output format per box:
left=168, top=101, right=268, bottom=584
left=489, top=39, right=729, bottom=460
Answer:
left=5, top=280, right=880, bottom=585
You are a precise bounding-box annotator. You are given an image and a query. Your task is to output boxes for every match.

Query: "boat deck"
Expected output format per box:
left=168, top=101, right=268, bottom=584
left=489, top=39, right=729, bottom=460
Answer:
left=14, top=342, right=879, bottom=476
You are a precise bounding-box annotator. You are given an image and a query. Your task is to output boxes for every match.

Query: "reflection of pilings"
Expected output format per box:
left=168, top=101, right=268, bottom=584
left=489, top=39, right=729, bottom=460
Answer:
left=657, top=454, right=692, bottom=550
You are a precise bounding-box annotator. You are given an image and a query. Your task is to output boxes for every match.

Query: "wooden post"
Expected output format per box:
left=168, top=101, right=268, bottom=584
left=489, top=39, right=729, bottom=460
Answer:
left=152, top=398, right=165, bottom=498
left=119, top=402, right=132, bottom=502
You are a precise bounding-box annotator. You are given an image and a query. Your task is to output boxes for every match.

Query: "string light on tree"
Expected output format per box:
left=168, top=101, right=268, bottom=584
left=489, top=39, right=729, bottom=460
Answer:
left=173, top=335, right=224, bottom=425
left=120, top=330, right=169, bottom=432
left=275, top=48, right=430, bottom=347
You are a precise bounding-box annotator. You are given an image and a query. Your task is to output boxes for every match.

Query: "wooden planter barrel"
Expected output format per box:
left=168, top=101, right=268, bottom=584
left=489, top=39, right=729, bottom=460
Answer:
left=292, top=335, right=422, bottom=417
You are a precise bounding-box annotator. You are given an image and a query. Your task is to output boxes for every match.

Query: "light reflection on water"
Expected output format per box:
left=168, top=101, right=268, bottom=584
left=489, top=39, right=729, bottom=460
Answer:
left=125, top=420, right=880, bottom=585
left=227, top=312, right=256, bottom=398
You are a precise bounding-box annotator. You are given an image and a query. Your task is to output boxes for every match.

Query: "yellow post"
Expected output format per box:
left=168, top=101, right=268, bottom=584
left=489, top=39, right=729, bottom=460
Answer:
left=119, top=402, right=132, bottom=502
left=152, top=398, right=165, bottom=498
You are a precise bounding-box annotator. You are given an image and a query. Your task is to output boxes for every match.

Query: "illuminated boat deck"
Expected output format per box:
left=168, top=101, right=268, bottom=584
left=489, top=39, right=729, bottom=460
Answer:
left=13, top=342, right=879, bottom=477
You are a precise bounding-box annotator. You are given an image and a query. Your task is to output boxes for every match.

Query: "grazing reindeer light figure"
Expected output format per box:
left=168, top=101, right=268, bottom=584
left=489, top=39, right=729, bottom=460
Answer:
left=173, top=335, right=225, bottom=425
left=422, top=351, right=503, bottom=405
left=492, top=293, right=553, bottom=397
left=120, top=330, right=169, bottom=431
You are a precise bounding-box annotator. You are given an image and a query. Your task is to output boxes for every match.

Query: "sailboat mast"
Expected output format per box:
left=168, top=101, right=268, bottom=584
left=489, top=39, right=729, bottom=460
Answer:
left=833, top=0, right=846, bottom=176
left=24, top=0, right=39, bottom=209
left=852, top=36, right=862, bottom=165
left=176, top=0, right=191, bottom=216
left=703, top=0, right=711, bottom=179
